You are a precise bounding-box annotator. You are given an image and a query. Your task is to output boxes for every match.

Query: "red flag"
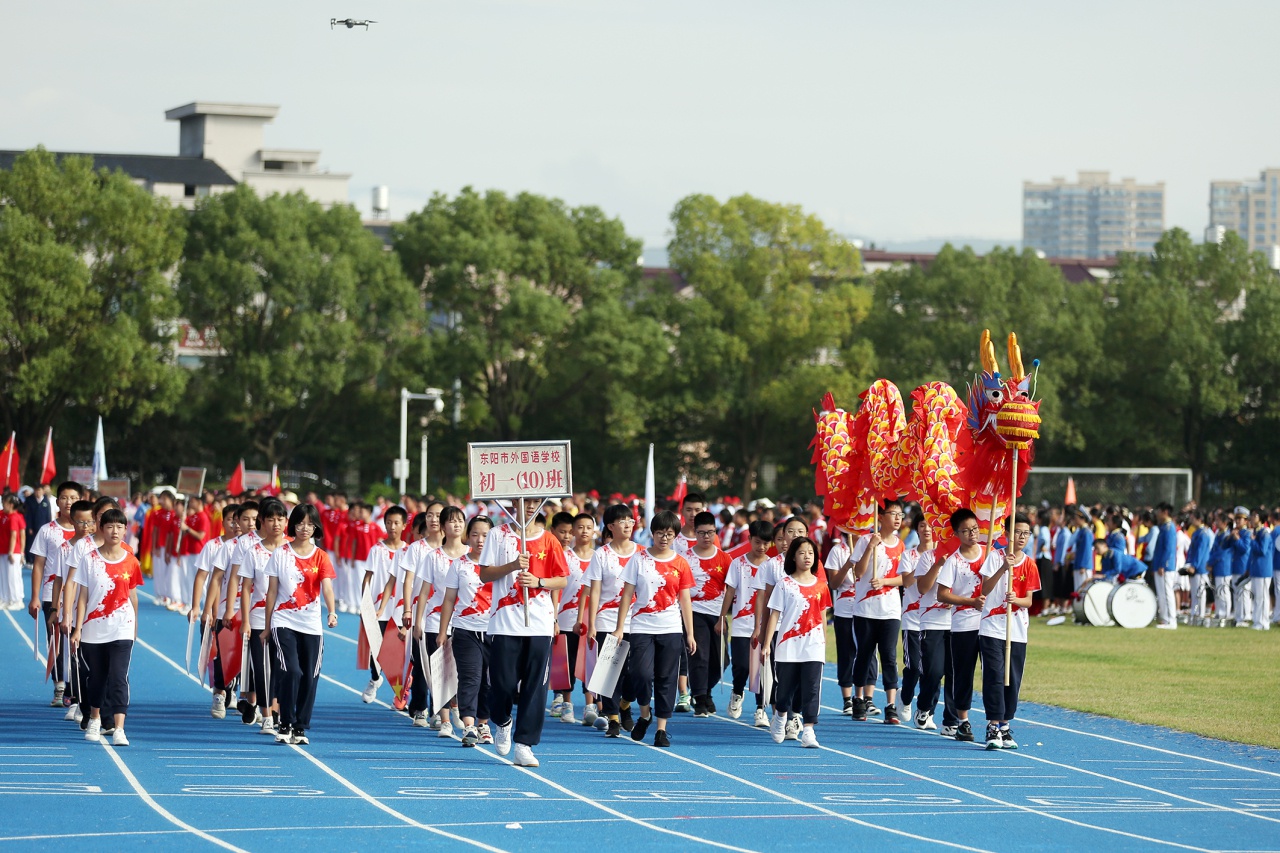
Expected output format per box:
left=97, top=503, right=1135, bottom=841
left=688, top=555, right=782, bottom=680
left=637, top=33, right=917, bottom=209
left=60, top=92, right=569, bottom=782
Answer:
left=0, top=432, right=19, bottom=493
left=226, top=459, right=245, bottom=495
left=670, top=474, right=688, bottom=505
left=262, top=464, right=281, bottom=497
left=40, top=428, right=57, bottom=485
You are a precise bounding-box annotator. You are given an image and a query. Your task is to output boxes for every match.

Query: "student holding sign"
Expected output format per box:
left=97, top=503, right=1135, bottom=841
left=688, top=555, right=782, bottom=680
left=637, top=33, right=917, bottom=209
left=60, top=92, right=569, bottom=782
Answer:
left=583, top=504, right=643, bottom=737
left=478, top=497, right=569, bottom=768
left=612, top=511, right=696, bottom=748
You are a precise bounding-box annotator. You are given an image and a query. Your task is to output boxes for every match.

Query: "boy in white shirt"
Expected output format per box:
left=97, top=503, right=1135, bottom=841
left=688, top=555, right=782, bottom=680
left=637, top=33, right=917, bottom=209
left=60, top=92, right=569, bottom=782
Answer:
left=979, top=513, right=1040, bottom=749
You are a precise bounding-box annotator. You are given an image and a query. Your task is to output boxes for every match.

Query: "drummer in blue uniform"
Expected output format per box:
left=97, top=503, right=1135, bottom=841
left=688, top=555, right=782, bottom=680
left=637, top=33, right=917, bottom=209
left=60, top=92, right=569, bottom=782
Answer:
left=1093, top=538, right=1147, bottom=582
left=1184, top=511, right=1212, bottom=627
left=1207, top=512, right=1235, bottom=627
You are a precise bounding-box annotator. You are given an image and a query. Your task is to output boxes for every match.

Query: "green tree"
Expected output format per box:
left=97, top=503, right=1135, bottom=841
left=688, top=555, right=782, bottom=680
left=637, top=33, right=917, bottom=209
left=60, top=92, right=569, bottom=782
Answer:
left=666, top=194, right=873, bottom=498
left=177, top=186, right=419, bottom=471
left=0, top=148, right=187, bottom=478
left=393, top=188, right=669, bottom=489
left=864, top=244, right=1105, bottom=461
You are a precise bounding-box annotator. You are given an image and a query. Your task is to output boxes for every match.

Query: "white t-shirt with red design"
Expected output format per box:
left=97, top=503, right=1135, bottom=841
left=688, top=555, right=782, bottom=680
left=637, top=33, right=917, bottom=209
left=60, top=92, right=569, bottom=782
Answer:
left=825, top=538, right=856, bottom=618
left=366, top=540, right=407, bottom=620
left=236, top=538, right=280, bottom=630
left=583, top=542, right=642, bottom=633
left=70, top=549, right=142, bottom=644
left=196, top=536, right=228, bottom=612
left=673, top=534, right=697, bottom=557
left=687, top=548, right=731, bottom=616
left=416, top=546, right=462, bottom=634
left=265, top=544, right=336, bottom=635
left=768, top=574, right=832, bottom=663
left=620, top=552, right=694, bottom=634
left=849, top=534, right=905, bottom=620
left=901, top=548, right=929, bottom=631
left=937, top=549, right=999, bottom=633
left=557, top=549, right=592, bottom=632
left=917, top=549, right=953, bottom=631
left=979, top=553, right=1041, bottom=643
left=31, top=521, right=75, bottom=603
left=725, top=555, right=764, bottom=637
left=445, top=554, right=493, bottom=633
left=479, top=526, right=568, bottom=638
left=750, top=554, right=784, bottom=593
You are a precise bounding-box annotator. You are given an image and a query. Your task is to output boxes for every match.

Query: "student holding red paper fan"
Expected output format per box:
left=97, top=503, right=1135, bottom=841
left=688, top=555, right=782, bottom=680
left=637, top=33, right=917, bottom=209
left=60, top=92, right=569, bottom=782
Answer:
left=411, top=505, right=468, bottom=735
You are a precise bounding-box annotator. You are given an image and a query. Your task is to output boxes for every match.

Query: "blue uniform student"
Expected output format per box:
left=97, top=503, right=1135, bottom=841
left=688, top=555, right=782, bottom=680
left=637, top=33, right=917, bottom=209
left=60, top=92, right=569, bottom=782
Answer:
left=1106, top=529, right=1127, bottom=556
left=1209, top=529, right=1234, bottom=625
left=1100, top=549, right=1147, bottom=582
left=1071, top=523, right=1093, bottom=592
left=1246, top=522, right=1273, bottom=629
left=1185, top=520, right=1212, bottom=624
left=1230, top=520, right=1252, bottom=625
left=1149, top=511, right=1178, bottom=629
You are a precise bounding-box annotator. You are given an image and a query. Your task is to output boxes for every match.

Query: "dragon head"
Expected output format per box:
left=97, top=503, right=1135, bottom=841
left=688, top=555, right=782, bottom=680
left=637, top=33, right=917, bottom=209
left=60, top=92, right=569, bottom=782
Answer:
left=966, top=329, right=1040, bottom=450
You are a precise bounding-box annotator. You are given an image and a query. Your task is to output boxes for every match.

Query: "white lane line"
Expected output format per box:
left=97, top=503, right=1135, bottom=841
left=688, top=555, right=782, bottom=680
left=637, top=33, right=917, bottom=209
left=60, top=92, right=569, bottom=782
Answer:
left=98, top=742, right=249, bottom=853
left=627, top=726, right=993, bottom=853
left=286, top=745, right=511, bottom=852
left=324, top=630, right=357, bottom=645
left=1006, top=751, right=1280, bottom=826
left=813, top=703, right=1216, bottom=852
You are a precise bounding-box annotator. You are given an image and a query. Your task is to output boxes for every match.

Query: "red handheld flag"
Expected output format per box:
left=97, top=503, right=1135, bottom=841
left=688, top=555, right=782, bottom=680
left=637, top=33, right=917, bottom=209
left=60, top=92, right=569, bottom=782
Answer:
left=1, top=433, right=19, bottom=493
left=670, top=474, right=688, bottom=505
left=40, top=428, right=57, bottom=486
left=227, top=459, right=245, bottom=495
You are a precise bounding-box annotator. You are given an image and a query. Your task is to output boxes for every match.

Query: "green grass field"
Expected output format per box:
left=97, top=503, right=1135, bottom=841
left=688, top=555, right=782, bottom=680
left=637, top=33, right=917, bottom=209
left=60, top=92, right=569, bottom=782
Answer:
left=825, top=618, right=1280, bottom=749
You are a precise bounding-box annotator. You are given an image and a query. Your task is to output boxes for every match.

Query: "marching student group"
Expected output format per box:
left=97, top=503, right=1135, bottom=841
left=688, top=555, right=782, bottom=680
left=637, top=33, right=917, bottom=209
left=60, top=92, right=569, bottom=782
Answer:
left=12, top=482, right=1049, bottom=763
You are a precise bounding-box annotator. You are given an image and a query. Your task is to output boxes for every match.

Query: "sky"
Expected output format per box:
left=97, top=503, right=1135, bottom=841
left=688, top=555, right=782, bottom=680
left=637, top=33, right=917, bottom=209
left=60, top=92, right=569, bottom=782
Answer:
left=5, top=0, right=1278, bottom=253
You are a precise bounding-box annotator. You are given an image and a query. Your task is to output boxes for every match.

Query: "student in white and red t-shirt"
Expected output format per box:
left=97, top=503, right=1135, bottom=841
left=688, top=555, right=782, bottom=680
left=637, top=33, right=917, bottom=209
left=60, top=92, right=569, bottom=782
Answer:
left=687, top=511, right=731, bottom=717
left=719, top=520, right=773, bottom=727
left=69, top=509, right=141, bottom=746
left=550, top=511, right=595, bottom=725
left=190, top=504, right=240, bottom=720
left=762, top=536, right=831, bottom=748
left=824, top=527, right=859, bottom=716
left=848, top=500, right=907, bottom=724
left=29, top=481, right=82, bottom=707
left=897, top=515, right=932, bottom=723
left=936, top=508, right=996, bottom=744
left=360, top=505, right=407, bottom=704
left=612, top=511, right=696, bottom=748
left=751, top=517, right=810, bottom=739
left=412, top=505, right=469, bottom=735
left=477, top=497, right=569, bottom=768
left=583, top=503, right=643, bottom=737
left=979, top=514, right=1040, bottom=750
left=396, top=501, right=444, bottom=721
left=221, top=502, right=261, bottom=724
left=438, top=515, right=494, bottom=747
left=264, top=503, right=337, bottom=745
left=236, top=499, right=287, bottom=736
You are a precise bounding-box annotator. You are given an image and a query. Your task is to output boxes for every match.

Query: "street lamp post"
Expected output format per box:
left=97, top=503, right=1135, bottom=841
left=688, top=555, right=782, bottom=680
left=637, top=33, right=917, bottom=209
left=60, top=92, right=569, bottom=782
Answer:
left=398, top=387, right=444, bottom=496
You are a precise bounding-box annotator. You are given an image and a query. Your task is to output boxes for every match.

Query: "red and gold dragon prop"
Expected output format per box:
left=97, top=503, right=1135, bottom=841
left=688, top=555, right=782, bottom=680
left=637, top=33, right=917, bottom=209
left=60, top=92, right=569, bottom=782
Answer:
left=812, top=329, right=1041, bottom=547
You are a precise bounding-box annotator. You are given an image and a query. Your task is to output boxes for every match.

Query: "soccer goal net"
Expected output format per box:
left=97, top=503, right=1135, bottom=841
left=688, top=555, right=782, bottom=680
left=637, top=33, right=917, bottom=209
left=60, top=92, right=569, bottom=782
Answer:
left=1021, top=467, right=1193, bottom=509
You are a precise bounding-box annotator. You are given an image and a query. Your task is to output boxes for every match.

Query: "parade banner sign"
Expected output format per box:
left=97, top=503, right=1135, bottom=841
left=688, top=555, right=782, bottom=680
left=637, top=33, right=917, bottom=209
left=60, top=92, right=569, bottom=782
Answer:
left=467, top=441, right=572, bottom=500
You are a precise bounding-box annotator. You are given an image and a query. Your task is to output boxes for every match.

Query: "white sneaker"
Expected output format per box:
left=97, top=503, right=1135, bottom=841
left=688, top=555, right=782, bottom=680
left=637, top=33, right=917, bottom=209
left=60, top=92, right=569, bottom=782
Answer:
left=437, top=717, right=454, bottom=738
left=494, top=720, right=513, bottom=756
left=274, top=726, right=292, bottom=744
left=411, top=712, right=429, bottom=728
left=211, top=694, right=226, bottom=719
left=51, top=682, right=65, bottom=707
left=512, top=743, right=539, bottom=767
left=753, top=708, right=769, bottom=728
left=894, top=694, right=909, bottom=722
left=112, top=728, right=130, bottom=747
left=784, top=716, right=801, bottom=741
left=479, top=723, right=493, bottom=744
left=63, top=704, right=78, bottom=722
left=799, top=727, right=820, bottom=748
left=1156, top=622, right=1177, bottom=630
left=72, top=705, right=83, bottom=723
left=770, top=712, right=787, bottom=743
left=260, top=717, right=276, bottom=736
left=85, top=718, right=101, bottom=742
left=428, top=714, right=443, bottom=730
left=581, top=704, right=599, bottom=727
left=915, top=711, right=937, bottom=731
left=549, top=700, right=564, bottom=717
left=940, top=724, right=958, bottom=738
left=361, top=676, right=383, bottom=704
left=560, top=705, right=576, bottom=724
left=727, top=693, right=744, bottom=719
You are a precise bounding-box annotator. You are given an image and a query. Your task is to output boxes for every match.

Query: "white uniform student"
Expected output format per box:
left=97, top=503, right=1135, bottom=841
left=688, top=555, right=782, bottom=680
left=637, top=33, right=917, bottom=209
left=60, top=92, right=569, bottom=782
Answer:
left=236, top=499, right=287, bottom=736
left=361, top=506, right=408, bottom=703
left=848, top=501, right=907, bottom=724
left=825, top=531, right=858, bottom=715
left=439, top=515, right=495, bottom=746
left=718, top=520, right=773, bottom=727
left=190, top=509, right=238, bottom=720
left=750, top=517, right=810, bottom=738
left=978, top=515, right=1039, bottom=749
left=897, top=517, right=932, bottom=722
left=28, top=484, right=80, bottom=706
left=583, top=504, right=641, bottom=737
left=762, top=536, right=830, bottom=749
left=553, top=514, right=595, bottom=725
left=612, top=511, right=696, bottom=749
left=411, top=506, right=469, bottom=734
left=69, top=509, right=140, bottom=746
left=219, top=504, right=260, bottom=723
left=936, top=509, right=996, bottom=744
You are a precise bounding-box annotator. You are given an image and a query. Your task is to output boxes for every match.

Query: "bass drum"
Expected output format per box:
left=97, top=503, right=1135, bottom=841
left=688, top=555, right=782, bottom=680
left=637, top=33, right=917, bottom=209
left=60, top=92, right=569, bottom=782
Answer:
left=1072, top=579, right=1115, bottom=626
left=1108, top=581, right=1157, bottom=629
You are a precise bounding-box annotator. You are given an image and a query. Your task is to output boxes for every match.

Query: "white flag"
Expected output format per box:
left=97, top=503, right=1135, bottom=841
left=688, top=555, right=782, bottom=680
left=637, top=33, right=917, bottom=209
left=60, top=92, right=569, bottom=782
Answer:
left=91, top=417, right=108, bottom=489
left=644, top=443, right=655, bottom=529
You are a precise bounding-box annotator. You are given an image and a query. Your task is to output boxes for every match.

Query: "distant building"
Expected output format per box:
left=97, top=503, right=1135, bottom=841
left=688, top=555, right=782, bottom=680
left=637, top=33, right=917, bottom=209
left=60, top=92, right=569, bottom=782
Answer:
left=860, top=250, right=1116, bottom=284
left=1208, top=169, right=1280, bottom=264
left=0, top=101, right=350, bottom=209
left=1022, top=171, right=1164, bottom=258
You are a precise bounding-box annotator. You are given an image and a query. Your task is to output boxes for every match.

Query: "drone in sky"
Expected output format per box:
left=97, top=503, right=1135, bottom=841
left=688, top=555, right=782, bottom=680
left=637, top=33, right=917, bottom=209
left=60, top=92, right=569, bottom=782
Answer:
left=331, top=18, right=376, bottom=29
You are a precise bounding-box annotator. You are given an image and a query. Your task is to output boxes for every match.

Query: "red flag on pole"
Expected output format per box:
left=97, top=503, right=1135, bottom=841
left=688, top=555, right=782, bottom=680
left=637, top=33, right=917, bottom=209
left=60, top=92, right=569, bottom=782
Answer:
left=0, top=432, right=19, bottom=493
left=670, top=474, right=688, bottom=506
left=40, top=428, right=57, bottom=485
left=226, top=459, right=245, bottom=495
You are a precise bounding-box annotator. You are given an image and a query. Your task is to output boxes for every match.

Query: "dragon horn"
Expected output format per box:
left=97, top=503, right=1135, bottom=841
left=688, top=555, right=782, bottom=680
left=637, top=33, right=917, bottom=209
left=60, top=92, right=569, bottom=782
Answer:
left=1007, top=332, right=1026, bottom=382
left=979, top=329, right=999, bottom=375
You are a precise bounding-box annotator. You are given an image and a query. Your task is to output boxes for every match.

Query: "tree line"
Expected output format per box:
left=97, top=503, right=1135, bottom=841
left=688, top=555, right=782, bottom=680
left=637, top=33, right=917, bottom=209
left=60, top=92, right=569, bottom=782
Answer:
left=3, top=148, right=1278, bottom=503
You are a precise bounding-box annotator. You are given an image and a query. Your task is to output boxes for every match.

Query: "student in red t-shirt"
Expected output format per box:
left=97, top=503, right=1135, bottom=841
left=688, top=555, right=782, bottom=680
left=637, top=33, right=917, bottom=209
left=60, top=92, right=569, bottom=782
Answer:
left=4, top=494, right=28, bottom=610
